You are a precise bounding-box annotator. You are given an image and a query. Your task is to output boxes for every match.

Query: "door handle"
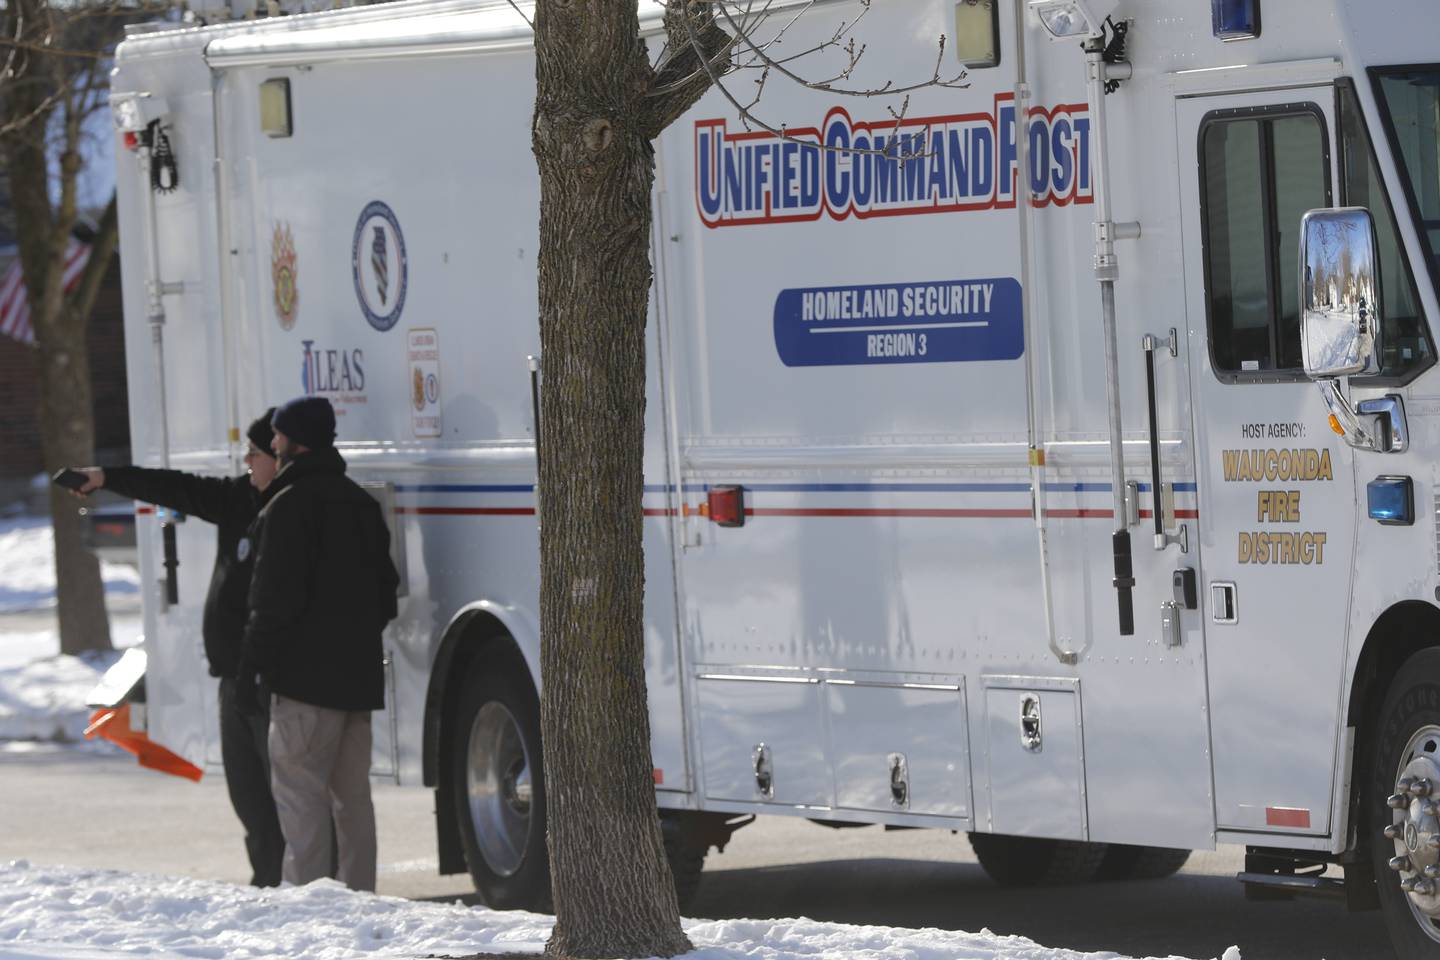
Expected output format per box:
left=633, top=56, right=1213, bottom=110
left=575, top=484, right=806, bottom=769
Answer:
left=1211, top=581, right=1238, bottom=624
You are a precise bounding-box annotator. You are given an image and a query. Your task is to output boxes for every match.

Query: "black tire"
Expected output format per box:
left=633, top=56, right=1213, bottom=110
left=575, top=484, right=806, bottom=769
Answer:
left=1095, top=844, right=1191, bottom=881
left=968, top=832, right=1109, bottom=886
left=660, top=811, right=708, bottom=911
left=450, top=647, right=551, bottom=911
left=1370, top=648, right=1440, bottom=958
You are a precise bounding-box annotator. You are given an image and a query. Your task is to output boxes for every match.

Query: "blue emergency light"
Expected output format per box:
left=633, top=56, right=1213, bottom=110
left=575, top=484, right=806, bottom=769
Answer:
left=1367, top=476, right=1414, bottom=526
left=1211, top=0, right=1259, bottom=40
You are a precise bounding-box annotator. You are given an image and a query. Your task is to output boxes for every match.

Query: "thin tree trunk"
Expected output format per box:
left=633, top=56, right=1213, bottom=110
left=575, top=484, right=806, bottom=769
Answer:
left=38, top=300, right=112, bottom=656
left=531, top=0, right=689, bottom=956
left=1, top=4, right=113, bottom=655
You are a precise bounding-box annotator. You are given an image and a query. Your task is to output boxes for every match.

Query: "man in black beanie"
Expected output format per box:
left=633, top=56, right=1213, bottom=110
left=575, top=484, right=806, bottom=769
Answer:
left=66, top=408, right=286, bottom=887
left=240, top=395, right=399, bottom=891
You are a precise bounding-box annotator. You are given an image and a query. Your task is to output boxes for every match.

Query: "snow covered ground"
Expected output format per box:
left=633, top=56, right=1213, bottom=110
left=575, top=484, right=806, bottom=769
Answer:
left=0, top=517, right=140, bottom=615
left=0, top=517, right=143, bottom=744
left=0, top=859, right=1232, bottom=960
left=0, top=516, right=1239, bottom=960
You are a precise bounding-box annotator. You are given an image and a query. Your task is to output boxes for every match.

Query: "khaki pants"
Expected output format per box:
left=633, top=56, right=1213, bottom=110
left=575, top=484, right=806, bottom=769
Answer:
left=268, top=695, right=377, bottom=891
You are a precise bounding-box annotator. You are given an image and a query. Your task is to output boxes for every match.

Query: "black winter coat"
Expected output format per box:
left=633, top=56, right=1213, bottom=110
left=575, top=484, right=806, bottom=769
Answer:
left=241, top=448, right=400, bottom=711
left=102, top=466, right=260, bottom=679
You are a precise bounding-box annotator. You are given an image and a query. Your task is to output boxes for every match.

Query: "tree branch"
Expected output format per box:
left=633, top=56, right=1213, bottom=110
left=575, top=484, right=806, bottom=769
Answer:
left=0, top=36, right=112, bottom=59
left=641, top=0, right=733, bottom=140
left=712, top=0, right=964, bottom=98
left=71, top=191, right=117, bottom=321
left=501, top=0, right=533, bottom=30
left=33, top=62, right=86, bottom=334
left=0, top=84, right=66, bottom=137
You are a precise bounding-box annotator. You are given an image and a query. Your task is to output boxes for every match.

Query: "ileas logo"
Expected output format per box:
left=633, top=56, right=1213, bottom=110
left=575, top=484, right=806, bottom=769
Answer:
left=301, top=339, right=366, bottom=403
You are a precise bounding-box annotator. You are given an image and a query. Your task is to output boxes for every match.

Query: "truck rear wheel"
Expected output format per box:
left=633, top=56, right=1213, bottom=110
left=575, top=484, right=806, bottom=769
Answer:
left=451, top=650, right=551, bottom=911
left=1095, top=844, right=1191, bottom=881
left=1372, top=648, right=1440, bottom=956
left=968, top=833, right=1108, bottom=886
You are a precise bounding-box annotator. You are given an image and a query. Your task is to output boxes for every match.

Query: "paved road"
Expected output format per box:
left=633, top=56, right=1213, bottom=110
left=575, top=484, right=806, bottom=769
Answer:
left=1, top=749, right=1392, bottom=959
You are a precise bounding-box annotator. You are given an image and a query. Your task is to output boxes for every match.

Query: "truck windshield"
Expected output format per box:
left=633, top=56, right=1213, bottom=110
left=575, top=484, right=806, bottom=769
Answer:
left=1374, top=68, right=1440, bottom=300
left=1341, top=79, right=1431, bottom=380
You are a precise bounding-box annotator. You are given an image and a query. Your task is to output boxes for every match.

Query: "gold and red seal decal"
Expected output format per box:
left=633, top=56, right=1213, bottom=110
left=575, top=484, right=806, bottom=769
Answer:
left=271, top=221, right=298, bottom=330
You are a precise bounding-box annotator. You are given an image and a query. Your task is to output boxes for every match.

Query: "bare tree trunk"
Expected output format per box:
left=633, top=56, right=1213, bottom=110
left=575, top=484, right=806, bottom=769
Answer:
left=2, top=4, right=114, bottom=654
left=531, top=1, right=689, bottom=957
left=37, top=285, right=112, bottom=655
left=32, top=224, right=113, bottom=656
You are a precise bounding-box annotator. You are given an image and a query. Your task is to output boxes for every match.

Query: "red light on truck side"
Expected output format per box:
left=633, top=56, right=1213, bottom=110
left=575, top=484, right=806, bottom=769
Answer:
left=707, top=485, right=745, bottom=527
left=1265, top=806, right=1310, bottom=829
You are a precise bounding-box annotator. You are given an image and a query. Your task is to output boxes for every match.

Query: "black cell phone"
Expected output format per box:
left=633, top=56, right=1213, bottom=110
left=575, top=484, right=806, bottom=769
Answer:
left=52, top=468, right=90, bottom=492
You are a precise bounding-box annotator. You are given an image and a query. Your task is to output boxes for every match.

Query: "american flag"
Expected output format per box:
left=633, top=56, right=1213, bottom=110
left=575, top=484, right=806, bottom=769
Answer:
left=0, top=238, right=92, bottom=346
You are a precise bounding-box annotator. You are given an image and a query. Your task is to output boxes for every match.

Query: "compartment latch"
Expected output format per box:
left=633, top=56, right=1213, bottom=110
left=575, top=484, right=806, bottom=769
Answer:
left=1020, top=695, right=1043, bottom=752
left=752, top=742, right=774, bottom=798
left=887, top=752, right=910, bottom=809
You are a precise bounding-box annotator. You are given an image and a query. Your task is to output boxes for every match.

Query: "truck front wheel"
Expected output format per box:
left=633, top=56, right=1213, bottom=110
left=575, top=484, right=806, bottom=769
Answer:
left=450, top=650, right=551, bottom=911
left=1371, top=647, right=1440, bottom=956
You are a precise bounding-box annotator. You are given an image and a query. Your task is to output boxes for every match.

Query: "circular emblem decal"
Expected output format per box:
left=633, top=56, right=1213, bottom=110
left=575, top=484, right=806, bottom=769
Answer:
left=271, top=222, right=299, bottom=330
left=236, top=537, right=252, bottom=562
left=351, top=200, right=408, bottom=332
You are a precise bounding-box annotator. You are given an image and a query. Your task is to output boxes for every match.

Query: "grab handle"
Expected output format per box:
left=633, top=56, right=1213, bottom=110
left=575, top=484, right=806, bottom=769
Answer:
left=1142, top=329, right=1186, bottom=553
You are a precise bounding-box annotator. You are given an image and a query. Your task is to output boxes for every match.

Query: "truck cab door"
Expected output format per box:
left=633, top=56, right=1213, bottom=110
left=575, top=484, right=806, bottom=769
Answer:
left=1177, top=82, right=1353, bottom=839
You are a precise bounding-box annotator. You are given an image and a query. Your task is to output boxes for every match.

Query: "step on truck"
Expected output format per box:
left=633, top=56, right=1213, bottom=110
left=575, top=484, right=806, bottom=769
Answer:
left=108, top=0, right=1440, bottom=953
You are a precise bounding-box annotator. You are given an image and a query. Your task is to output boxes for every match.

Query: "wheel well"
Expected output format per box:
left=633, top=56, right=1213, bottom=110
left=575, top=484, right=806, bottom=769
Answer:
left=1344, top=600, right=1440, bottom=856
left=422, top=610, right=528, bottom=788
left=424, top=610, right=532, bottom=877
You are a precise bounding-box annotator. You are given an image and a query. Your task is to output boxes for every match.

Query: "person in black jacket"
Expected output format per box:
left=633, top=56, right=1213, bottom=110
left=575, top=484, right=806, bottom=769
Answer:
left=239, top=396, right=400, bottom=891
left=68, top=409, right=286, bottom=887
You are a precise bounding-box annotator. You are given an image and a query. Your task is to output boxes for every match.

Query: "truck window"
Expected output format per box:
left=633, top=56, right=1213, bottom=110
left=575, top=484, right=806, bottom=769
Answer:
left=1365, top=69, right=1440, bottom=382
left=1199, top=106, right=1330, bottom=380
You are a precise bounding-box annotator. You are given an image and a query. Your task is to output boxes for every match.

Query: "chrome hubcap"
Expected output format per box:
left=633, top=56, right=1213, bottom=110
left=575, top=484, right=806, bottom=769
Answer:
left=1386, top=725, right=1440, bottom=942
left=466, top=701, right=532, bottom=877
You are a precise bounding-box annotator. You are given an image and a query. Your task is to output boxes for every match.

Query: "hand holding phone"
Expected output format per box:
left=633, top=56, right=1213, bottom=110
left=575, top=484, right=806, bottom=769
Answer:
left=53, top=468, right=95, bottom=494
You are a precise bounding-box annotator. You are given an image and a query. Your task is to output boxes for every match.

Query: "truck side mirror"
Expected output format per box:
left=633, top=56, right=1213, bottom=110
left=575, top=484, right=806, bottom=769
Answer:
left=1300, top=206, right=1383, bottom=379
left=1299, top=207, right=1407, bottom=453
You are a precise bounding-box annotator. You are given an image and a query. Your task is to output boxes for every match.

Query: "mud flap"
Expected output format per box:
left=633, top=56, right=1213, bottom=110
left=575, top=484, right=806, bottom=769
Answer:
left=84, top=647, right=202, bottom=782
left=85, top=703, right=203, bottom=782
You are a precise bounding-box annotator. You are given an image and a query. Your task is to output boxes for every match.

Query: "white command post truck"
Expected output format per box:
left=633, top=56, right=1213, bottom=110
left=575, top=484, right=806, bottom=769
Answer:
left=107, top=0, right=1440, bottom=953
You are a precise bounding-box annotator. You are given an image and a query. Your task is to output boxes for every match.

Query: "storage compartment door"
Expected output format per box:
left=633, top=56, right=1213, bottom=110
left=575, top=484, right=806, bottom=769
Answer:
left=981, top=676, right=1087, bottom=840
left=697, top=674, right=830, bottom=807
left=828, top=679, right=971, bottom=820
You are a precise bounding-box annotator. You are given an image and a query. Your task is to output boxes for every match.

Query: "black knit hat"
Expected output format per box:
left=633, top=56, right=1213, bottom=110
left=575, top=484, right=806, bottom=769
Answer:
left=246, top=407, right=277, bottom=456
left=272, top=396, right=337, bottom=451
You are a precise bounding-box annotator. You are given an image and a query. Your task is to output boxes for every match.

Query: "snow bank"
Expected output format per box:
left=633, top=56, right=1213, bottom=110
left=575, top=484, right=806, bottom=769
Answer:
left=0, top=618, right=144, bottom=744
left=0, top=518, right=140, bottom=614
left=0, top=517, right=146, bottom=743
left=0, top=860, right=1230, bottom=960
left=0, top=648, right=119, bottom=743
